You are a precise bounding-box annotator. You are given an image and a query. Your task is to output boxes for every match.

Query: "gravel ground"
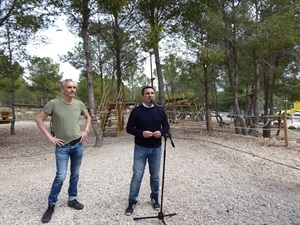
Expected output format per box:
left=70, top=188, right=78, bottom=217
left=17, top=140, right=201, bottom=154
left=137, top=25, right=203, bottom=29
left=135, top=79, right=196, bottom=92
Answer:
left=1, top=120, right=300, bottom=225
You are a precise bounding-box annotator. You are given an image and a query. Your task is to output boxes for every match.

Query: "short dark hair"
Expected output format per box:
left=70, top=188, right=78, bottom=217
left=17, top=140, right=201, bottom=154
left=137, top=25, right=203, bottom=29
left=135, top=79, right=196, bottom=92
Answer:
left=142, top=86, right=154, bottom=95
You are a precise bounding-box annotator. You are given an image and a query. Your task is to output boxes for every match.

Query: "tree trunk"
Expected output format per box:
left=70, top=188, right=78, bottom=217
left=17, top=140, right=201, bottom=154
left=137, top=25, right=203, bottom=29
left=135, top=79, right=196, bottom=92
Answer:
left=9, top=61, right=16, bottom=135
left=263, top=69, right=271, bottom=138
left=226, top=42, right=246, bottom=135
left=153, top=47, right=165, bottom=105
left=265, top=60, right=279, bottom=138
left=81, top=8, right=103, bottom=147
left=112, top=13, right=123, bottom=93
left=203, top=64, right=211, bottom=131
left=248, top=56, right=260, bottom=136
left=7, top=25, right=15, bottom=135
left=213, top=82, right=223, bottom=125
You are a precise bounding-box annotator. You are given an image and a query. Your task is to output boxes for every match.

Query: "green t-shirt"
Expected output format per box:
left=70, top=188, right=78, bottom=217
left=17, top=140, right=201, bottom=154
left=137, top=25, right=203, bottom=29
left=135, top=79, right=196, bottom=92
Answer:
left=44, top=98, right=88, bottom=144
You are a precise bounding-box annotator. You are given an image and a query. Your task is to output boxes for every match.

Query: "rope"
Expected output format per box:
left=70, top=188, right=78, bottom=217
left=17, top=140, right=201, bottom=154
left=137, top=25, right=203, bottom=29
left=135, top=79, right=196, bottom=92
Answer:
left=287, top=128, right=300, bottom=136
left=216, top=118, right=272, bottom=129
left=215, top=118, right=300, bottom=134
left=218, top=118, right=271, bottom=128
left=174, top=136, right=300, bottom=171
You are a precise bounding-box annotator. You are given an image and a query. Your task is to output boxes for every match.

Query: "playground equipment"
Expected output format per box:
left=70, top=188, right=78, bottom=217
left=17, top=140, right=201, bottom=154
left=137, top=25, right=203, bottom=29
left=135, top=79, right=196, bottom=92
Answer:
left=0, top=110, right=13, bottom=124
left=98, top=83, right=134, bottom=136
left=0, top=103, right=44, bottom=126
left=164, top=97, right=202, bottom=122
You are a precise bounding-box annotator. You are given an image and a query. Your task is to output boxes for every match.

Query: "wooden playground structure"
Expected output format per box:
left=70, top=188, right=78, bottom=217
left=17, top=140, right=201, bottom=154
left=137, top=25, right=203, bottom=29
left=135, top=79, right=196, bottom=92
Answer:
left=1, top=89, right=292, bottom=147
left=98, top=82, right=134, bottom=137
left=1, top=85, right=199, bottom=138
left=164, top=97, right=203, bottom=123
left=1, top=83, right=133, bottom=138
left=0, top=110, right=13, bottom=124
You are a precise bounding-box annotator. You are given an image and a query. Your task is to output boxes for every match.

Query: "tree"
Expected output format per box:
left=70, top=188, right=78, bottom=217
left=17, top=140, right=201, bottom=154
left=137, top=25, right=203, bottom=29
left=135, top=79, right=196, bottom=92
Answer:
left=182, top=0, right=235, bottom=130
left=256, top=1, right=300, bottom=137
left=136, top=0, right=183, bottom=105
left=60, top=37, right=113, bottom=97
left=0, top=50, right=24, bottom=106
left=97, top=1, right=139, bottom=92
left=162, top=55, right=182, bottom=101
left=124, top=64, right=150, bottom=102
left=76, top=71, right=102, bottom=105
left=0, top=0, right=60, bottom=134
left=87, top=0, right=142, bottom=97
left=27, top=57, right=62, bottom=104
left=61, top=0, right=103, bottom=147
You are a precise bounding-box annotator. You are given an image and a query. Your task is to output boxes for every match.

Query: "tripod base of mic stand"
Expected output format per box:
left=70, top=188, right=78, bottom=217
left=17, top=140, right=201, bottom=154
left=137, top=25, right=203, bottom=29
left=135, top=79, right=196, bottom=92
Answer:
left=133, top=211, right=177, bottom=225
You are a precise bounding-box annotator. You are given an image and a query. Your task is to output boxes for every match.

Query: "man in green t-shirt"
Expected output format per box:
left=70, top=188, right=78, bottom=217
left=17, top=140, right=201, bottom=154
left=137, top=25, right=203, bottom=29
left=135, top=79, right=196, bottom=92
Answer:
left=36, top=79, right=91, bottom=223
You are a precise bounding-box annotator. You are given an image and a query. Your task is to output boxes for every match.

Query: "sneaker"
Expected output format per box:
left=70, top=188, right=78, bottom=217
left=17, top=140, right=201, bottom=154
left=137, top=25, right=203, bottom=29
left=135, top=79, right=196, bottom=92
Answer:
left=41, top=204, right=55, bottom=223
left=125, top=200, right=138, bottom=216
left=151, top=197, right=160, bottom=211
left=68, top=199, right=84, bottom=210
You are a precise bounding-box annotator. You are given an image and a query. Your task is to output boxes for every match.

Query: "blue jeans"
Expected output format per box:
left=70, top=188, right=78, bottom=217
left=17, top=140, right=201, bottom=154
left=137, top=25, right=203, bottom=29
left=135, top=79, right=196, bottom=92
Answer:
left=129, top=144, right=162, bottom=202
left=48, top=142, right=83, bottom=205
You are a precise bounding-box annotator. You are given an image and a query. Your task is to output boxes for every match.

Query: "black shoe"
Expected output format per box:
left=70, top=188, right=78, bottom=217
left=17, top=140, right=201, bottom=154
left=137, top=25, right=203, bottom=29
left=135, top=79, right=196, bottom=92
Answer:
left=151, top=197, right=160, bottom=211
left=68, top=199, right=84, bottom=210
left=41, top=204, right=55, bottom=223
left=125, top=200, right=138, bottom=216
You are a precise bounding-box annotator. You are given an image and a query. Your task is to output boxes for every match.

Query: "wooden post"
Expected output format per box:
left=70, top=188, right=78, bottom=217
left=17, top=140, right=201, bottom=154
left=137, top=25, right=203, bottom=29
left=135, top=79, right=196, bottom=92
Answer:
left=283, top=113, right=288, bottom=147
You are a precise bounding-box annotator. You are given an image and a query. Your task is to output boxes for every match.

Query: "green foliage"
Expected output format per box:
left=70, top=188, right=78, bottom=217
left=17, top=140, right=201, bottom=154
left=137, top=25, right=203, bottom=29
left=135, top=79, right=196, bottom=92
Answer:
left=96, top=0, right=141, bottom=88
left=60, top=44, right=86, bottom=71
left=123, top=65, right=150, bottom=102
left=27, top=57, right=63, bottom=102
left=99, top=0, right=129, bottom=13
left=0, top=50, right=26, bottom=106
left=1, top=0, right=300, bottom=120
left=162, top=54, right=187, bottom=97
left=76, top=71, right=102, bottom=105
left=15, top=82, right=40, bottom=104
left=137, top=0, right=182, bottom=51
left=1, top=0, right=60, bottom=55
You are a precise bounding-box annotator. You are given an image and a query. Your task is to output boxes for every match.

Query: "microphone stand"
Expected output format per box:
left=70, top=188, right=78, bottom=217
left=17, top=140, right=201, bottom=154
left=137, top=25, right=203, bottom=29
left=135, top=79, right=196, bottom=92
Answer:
left=133, top=101, right=176, bottom=224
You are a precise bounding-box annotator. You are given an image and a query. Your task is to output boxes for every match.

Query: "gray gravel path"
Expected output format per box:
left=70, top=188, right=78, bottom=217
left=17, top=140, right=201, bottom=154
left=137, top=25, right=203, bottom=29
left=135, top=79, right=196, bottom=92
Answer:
left=1, top=121, right=300, bottom=225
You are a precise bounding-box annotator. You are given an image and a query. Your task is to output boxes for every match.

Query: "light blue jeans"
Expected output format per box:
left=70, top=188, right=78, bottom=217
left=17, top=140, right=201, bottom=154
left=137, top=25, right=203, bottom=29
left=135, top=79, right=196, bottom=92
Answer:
left=129, top=144, right=162, bottom=202
left=48, top=142, right=83, bottom=205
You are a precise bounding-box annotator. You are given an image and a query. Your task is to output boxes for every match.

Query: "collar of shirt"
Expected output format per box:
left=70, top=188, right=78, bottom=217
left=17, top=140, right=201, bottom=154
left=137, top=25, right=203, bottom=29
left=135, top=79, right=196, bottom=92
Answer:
left=143, top=102, right=154, bottom=108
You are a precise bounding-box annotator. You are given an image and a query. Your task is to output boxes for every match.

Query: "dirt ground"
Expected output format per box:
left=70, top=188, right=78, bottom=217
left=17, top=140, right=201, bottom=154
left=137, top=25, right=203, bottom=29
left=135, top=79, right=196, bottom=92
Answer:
left=1, top=120, right=300, bottom=225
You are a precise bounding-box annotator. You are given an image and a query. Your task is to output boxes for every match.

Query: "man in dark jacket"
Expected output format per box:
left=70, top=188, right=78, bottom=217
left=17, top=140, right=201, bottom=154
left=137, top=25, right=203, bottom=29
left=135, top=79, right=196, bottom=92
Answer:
left=125, top=86, right=170, bottom=216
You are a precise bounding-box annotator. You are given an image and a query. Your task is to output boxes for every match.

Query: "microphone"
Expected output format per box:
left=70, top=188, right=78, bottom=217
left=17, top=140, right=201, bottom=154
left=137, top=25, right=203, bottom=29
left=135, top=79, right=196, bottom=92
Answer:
left=150, top=99, right=158, bottom=106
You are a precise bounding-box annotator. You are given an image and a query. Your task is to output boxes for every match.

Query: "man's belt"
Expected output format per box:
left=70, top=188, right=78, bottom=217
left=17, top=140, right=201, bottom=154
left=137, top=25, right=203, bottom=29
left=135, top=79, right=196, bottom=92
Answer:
left=64, top=137, right=81, bottom=146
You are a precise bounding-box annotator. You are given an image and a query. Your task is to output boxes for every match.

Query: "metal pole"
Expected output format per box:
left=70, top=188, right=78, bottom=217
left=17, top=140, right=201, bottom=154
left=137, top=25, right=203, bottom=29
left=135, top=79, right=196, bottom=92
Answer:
left=150, top=52, right=153, bottom=87
left=283, top=112, right=288, bottom=147
left=283, top=113, right=289, bottom=147
left=284, top=99, right=288, bottom=114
